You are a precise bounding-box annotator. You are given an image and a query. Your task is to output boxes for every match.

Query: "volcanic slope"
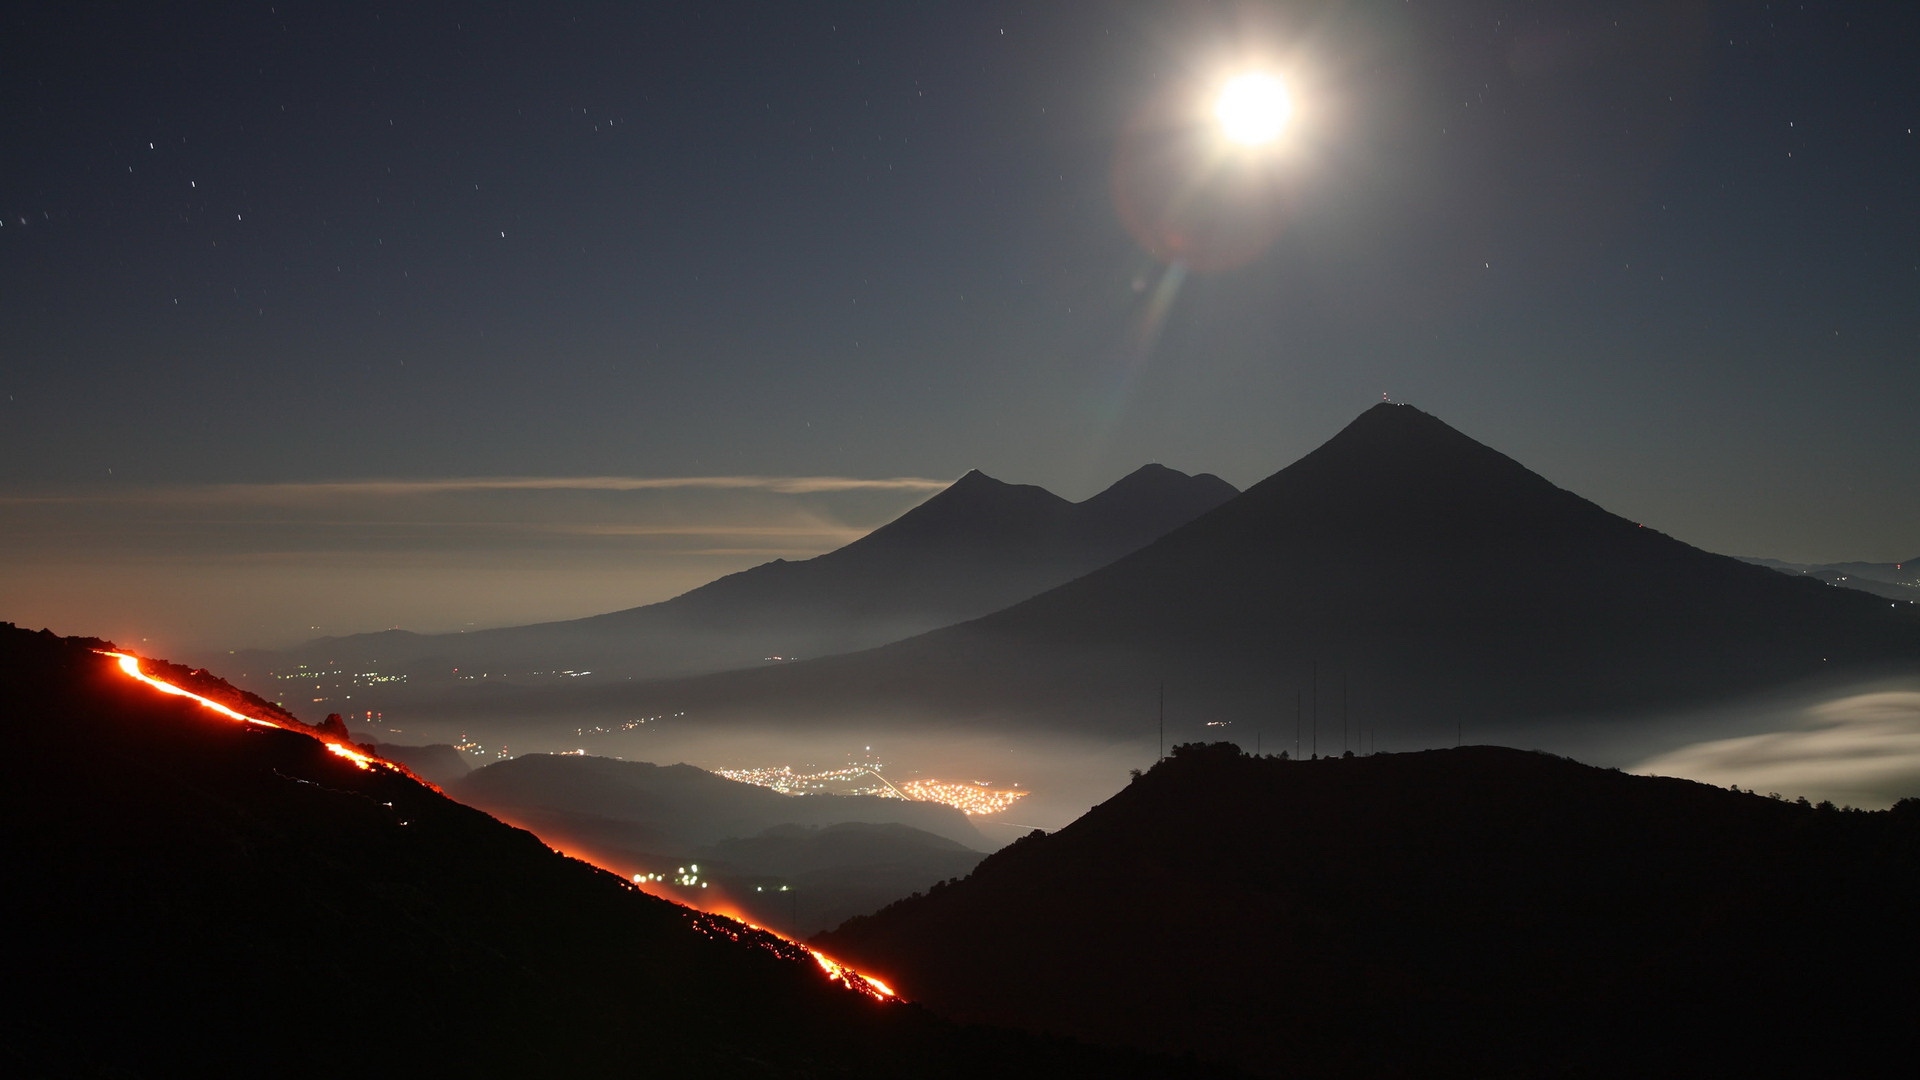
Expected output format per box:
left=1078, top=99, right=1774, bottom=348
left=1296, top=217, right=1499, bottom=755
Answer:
left=0, top=624, right=1221, bottom=1079
left=820, top=743, right=1920, bottom=1079
left=253, top=463, right=1235, bottom=686
left=597, top=403, right=1920, bottom=743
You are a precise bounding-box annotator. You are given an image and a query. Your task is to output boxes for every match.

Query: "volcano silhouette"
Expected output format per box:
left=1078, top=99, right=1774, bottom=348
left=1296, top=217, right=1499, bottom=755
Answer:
left=595, top=403, right=1920, bottom=740
left=267, top=464, right=1235, bottom=684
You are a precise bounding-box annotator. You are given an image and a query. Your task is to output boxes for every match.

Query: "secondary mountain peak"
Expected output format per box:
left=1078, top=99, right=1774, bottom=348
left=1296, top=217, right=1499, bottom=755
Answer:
left=1082, top=463, right=1238, bottom=511
left=849, top=469, right=1070, bottom=550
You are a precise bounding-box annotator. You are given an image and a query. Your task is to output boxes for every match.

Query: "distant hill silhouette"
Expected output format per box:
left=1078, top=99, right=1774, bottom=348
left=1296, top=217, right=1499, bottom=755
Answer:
left=242, top=463, right=1235, bottom=693
left=1741, top=554, right=1920, bottom=604
left=692, top=821, right=982, bottom=935
left=452, top=754, right=988, bottom=934
left=457, top=753, right=987, bottom=848
left=0, top=623, right=1226, bottom=1078
left=359, top=735, right=473, bottom=786
left=570, top=404, right=1920, bottom=744
left=820, top=742, right=1920, bottom=1078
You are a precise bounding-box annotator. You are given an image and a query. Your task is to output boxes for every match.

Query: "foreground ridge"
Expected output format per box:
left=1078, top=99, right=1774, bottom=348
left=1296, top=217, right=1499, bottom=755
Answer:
left=822, top=741, right=1920, bottom=1078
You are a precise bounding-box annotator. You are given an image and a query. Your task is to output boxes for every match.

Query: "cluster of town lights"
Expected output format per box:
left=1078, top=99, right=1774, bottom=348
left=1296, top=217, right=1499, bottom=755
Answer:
left=892, top=778, right=1028, bottom=816
left=717, top=763, right=1026, bottom=816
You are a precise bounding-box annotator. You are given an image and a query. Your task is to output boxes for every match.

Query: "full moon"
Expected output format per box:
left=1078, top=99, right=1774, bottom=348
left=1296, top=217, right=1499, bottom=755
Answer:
left=1214, top=72, right=1292, bottom=146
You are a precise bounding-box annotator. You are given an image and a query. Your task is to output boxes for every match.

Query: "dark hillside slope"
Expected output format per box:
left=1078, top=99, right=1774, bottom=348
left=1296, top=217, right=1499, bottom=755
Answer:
left=821, top=744, right=1920, bottom=1078
left=601, top=404, right=1920, bottom=741
left=0, top=624, right=1218, bottom=1078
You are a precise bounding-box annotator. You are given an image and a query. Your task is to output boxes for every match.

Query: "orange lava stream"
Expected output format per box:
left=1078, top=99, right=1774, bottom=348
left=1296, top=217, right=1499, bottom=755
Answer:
left=809, top=949, right=896, bottom=999
left=625, top=873, right=899, bottom=1001
left=102, top=651, right=384, bottom=770
left=98, top=649, right=896, bottom=1002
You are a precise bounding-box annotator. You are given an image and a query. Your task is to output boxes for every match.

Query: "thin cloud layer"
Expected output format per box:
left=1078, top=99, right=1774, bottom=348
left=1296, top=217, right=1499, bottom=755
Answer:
left=1632, top=690, right=1920, bottom=808
left=0, top=474, right=947, bottom=651
left=0, top=475, right=948, bottom=505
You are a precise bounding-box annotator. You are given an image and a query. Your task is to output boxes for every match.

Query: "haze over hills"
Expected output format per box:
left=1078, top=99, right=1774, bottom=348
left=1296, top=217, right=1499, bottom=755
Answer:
left=819, top=743, right=1920, bottom=1078
left=452, top=753, right=989, bottom=934
left=0, top=624, right=1217, bottom=1078
left=456, top=754, right=988, bottom=849
left=235, top=463, right=1236, bottom=694
left=530, top=404, right=1920, bottom=750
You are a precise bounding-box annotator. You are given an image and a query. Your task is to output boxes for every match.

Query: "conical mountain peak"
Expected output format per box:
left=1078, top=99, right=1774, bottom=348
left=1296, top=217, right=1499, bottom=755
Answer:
left=854, top=470, right=1071, bottom=549
left=635, top=403, right=1915, bottom=742
left=1220, top=402, right=1576, bottom=544
left=947, top=467, right=1000, bottom=488
left=1260, top=403, right=1534, bottom=489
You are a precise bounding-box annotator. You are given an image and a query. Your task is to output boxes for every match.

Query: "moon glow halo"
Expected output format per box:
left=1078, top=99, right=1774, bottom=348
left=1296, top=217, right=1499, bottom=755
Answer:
left=1214, top=72, right=1293, bottom=146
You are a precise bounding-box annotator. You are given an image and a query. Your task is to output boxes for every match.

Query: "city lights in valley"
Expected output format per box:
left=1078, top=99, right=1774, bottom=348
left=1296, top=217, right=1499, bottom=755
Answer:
left=892, top=778, right=1029, bottom=816
left=716, top=763, right=1028, bottom=816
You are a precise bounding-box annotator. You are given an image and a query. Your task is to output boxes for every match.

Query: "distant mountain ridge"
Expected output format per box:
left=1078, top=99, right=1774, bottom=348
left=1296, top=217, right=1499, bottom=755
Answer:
left=1740, top=555, right=1920, bottom=604
left=563, top=403, right=1920, bottom=745
left=241, top=463, right=1236, bottom=693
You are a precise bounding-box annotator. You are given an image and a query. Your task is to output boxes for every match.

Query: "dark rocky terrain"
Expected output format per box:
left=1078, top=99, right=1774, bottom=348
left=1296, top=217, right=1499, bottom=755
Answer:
left=822, top=742, right=1920, bottom=1078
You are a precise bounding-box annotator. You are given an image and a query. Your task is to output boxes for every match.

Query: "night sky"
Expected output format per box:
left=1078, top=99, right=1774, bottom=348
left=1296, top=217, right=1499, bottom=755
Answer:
left=4, top=1, right=1916, bottom=651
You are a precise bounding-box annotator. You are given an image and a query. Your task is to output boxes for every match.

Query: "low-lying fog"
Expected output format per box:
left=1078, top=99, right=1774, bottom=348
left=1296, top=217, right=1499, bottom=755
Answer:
left=1629, top=687, right=1920, bottom=808
left=1479, top=673, right=1920, bottom=809
left=377, top=671, right=1920, bottom=843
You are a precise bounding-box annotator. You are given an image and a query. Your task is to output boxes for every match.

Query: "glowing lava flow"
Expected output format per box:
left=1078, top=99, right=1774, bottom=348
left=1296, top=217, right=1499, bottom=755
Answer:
left=809, top=948, right=896, bottom=999
left=627, top=876, right=898, bottom=1002
left=102, top=651, right=385, bottom=771
left=100, top=649, right=897, bottom=1002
